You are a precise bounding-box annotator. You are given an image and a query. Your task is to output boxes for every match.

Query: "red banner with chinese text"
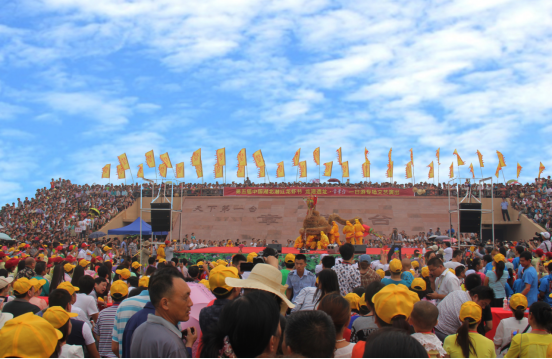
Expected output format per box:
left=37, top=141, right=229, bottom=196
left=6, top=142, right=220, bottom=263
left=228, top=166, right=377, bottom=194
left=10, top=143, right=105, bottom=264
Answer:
left=223, top=187, right=414, bottom=197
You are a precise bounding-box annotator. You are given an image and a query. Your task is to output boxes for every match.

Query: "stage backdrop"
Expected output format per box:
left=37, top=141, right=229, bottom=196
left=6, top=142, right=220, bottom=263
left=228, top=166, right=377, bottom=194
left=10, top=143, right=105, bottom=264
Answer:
left=224, top=187, right=414, bottom=197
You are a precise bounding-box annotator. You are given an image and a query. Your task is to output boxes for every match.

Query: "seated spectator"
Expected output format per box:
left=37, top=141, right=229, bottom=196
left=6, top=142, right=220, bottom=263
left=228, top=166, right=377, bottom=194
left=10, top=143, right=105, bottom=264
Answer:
left=292, top=269, right=339, bottom=312
left=2, top=278, right=40, bottom=318
left=29, top=278, right=48, bottom=311
left=443, top=301, right=496, bottom=358
left=427, top=257, right=461, bottom=304
left=363, top=328, right=429, bottom=358
left=43, top=305, right=82, bottom=357
left=318, top=292, right=355, bottom=358
left=283, top=310, right=336, bottom=358
left=494, top=294, right=529, bottom=357
left=373, top=283, right=420, bottom=331
left=381, top=259, right=409, bottom=286
left=94, top=280, right=128, bottom=358
left=504, top=301, right=552, bottom=358
left=410, top=301, right=447, bottom=357
left=200, top=291, right=280, bottom=358
left=350, top=281, right=384, bottom=343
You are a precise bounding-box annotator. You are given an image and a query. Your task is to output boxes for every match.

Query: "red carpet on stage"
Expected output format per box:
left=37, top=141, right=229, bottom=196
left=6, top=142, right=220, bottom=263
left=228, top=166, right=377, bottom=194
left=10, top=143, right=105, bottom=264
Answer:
left=176, top=246, right=420, bottom=256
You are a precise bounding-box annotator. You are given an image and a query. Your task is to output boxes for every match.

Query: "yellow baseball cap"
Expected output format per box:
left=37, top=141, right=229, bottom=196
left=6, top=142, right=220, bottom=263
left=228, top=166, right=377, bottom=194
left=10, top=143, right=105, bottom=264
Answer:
left=421, top=266, right=429, bottom=278
left=217, top=259, right=228, bottom=267
left=132, top=261, right=142, bottom=269
left=33, top=278, right=47, bottom=292
left=209, top=265, right=239, bottom=293
left=344, top=293, right=360, bottom=311
left=389, top=258, right=402, bottom=273
left=411, top=278, right=427, bottom=291
left=103, top=246, right=112, bottom=251
left=199, top=279, right=210, bottom=289
left=138, top=276, right=149, bottom=288
left=13, top=278, right=39, bottom=295
left=376, top=269, right=385, bottom=279
left=373, top=284, right=420, bottom=324
left=57, top=282, right=79, bottom=295
left=79, top=259, right=90, bottom=267
left=247, top=252, right=257, bottom=263
left=110, top=280, right=129, bottom=298
left=459, top=301, right=482, bottom=324
left=196, top=261, right=204, bottom=266
left=411, top=260, right=419, bottom=268
left=43, top=306, right=78, bottom=328
left=509, top=293, right=528, bottom=310
left=0, top=312, right=62, bottom=358
left=116, top=268, right=131, bottom=279
left=158, top=258, right=167, bottom=263
left=285, top=253, right=296, bottom=263
left=494, top=253, right=506, bottom=263
left=64, top=263, right=76, bottom=272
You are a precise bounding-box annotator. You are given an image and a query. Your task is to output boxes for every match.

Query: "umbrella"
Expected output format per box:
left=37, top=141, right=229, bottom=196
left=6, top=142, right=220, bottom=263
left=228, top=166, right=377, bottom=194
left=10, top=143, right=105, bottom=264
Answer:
left=328, top=178, right=341, bottom=183
left=187, top=282, right=215, bottom=322
left=507, top=179, right=521, bottom=185
left=35, top=209, right=44, bottom=214
left=89, top=231, right=107, bottom=239
left=442, top=238, right=458, bottom=243
left=0, top=233, right=13, bottom=241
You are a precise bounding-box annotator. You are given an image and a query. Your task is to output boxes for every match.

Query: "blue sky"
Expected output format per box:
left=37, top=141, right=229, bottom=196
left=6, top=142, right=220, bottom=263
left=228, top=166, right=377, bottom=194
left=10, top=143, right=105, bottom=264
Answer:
left=1, top=0, right=552, bottom=204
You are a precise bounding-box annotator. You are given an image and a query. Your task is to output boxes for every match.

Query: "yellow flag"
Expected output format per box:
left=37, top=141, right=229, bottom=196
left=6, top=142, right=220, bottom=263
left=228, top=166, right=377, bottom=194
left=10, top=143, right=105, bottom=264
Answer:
left=258, top=166, right=265, bottom=178
left=117, top=164, right=125, bottom=179
left=237, top=148, right=247, bottom=166
left=362, top=161, right=370, bottom=178
left=299, top=161, right=307, bottom=178
left=276, top=161, right=285, bottom=178
left=453, top=149, right=465, bottom=166
left=118, top=153, right=130, bottom=170
left=469, top=163, right=475, bottom=178
left=137, top=164, right=144, bottom=178
left=427, top=161, right=434, bottom=179
left=102, top=164, right=110, bottom=179
left=517, top=163, right=522, bottom=178
left=216, top=148, right=226, bottom=166
left=336, top=148, right=342, bottom=165
left=145, top=150, right=155, bottom=168
left=313, top=147, right=320, bottom=166
left=388, top=148, right=392, bottom=163
left=342, top=161, right=349, bottom=178
left=386, top=161, right=393, bottom=178
left=237, top=165, right=245, bottom=178
left=253, top=150, right=265, bottom=168
left=159, top=163, right=167, bottom=178
left=476, top=150, right=484, bottom=168
left=449, top=162, right=454, bottom=178
left=436, top=148, right=440, bottom=165
left=495, top=163, right=502, bottom=178
left=497, top=151, right=506, bottom=167
left=191, top=149, right=202, bottom=167
left=160, top=152, right=173, bottom=168
left=365, top=148, right=369, bottom=162
left=409, top=149, right=414, bottom=165
left=195, top=164, right=203, bottom=178
left=539, top=162, right=545, bottom=178
left=323, top=162, right=333, bottom=177
left=292, top=149, right=301, bottom=166
left=214, top=163, right=223, bottom=178
left=176, top=162, right=184, bottom=178
left=405, top=161, right=412, bottom=179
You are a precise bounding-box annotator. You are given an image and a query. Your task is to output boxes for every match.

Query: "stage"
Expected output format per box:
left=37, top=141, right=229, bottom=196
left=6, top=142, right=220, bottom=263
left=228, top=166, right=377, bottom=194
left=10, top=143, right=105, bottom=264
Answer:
left=175, top=246, right=420, bottom=256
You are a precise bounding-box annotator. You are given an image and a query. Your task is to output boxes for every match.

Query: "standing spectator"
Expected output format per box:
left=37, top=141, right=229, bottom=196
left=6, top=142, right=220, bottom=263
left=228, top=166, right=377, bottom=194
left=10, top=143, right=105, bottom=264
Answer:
left=519, top=251, right=539, bottom=306
left=130, top=268, right=197, bottom=358
left=539, top=262, right=552, bottom=304
left=74, top=276, right=99, bottom=323
left=444, top=249, right=464, bottom=270
left=283, top=310, right=336, bottom=358
left=443, top=242, right=453, bottom=262
left=435, top=227, right=442, bottom=236
left=504, top=301, right=552, bottom=358
left=94, top=280, right=128, bottom=358
left=501, top=198, right=511, bottom=221
left=333, top=244, right=361, bottom=296
left=358, top=254, right=380, bottom=288
left=285, top=254, right=316, bottom=302
left=485, top=254, right=509, bottom=307
left=128, top=238, right=138, bottom=262
left=350, top=281, right=384, bottom=343
left=280, top=254, right=295, bottom=285
left=427, top=257, right=460, bottom=303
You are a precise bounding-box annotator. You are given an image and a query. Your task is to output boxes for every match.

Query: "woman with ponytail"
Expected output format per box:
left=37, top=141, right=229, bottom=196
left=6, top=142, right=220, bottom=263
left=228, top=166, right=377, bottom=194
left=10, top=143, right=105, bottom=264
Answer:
left=484, top=254, right=509, bottom=307
left=494, top=294, right=529, bottom=356
left=505, top=301, right=552, bottom=358
left=443, top=301, right=495, bottom=357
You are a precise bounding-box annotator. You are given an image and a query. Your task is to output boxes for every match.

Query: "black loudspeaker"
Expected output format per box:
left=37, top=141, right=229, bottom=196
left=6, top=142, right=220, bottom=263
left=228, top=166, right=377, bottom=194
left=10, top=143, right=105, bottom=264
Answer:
left=459, top=203, right=482, bottom=233
left=151, top=203, right=171, bottom=232
left=354, top=245, right=367, bottom=254
left=267, top=244, right=282, bottom=253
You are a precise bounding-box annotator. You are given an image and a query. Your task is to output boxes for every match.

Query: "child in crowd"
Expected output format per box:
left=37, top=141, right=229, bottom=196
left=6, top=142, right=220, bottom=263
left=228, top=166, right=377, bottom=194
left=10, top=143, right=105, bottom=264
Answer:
left=410, top=301, right=447, bottom=358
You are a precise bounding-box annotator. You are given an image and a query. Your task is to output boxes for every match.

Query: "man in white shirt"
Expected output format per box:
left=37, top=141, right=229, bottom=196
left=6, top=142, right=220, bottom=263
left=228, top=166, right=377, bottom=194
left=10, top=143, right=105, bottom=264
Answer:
left=537, top=232, right=551, bottom=252
left=77, top=243, right=92, bottom=261
left=444, top=249, right=464, bottom=270
left=73, top=277, right=99, bottom=323
left=442, top=242, right=453, bottom=262
left=427, top=257, right=460, bottom=304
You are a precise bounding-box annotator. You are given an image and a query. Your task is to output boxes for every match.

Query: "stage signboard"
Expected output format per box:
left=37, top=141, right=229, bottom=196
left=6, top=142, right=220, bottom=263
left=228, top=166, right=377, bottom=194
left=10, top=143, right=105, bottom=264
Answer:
left=224, top=187, right=414, bottom=197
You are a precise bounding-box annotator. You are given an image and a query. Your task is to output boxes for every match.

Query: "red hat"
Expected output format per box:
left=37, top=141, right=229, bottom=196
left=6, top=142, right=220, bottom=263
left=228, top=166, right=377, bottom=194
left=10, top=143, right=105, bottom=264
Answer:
left=0, top=252, right=6, bottom=258
left=24, top=244, right=30, bottom=248
left=81, top=243, right=89, bottom=247
left=65, top=256, right=76, bottom=263
left=56, top=246, right=63, bottom=251
left=54, top=257, right=64, bottom=263
left=533, top=249, right=544, bottom=257
left=5, top=258, right=19, bottom=269
left=48, top=257, right=56, bottom=265
left=546, top=252, right=552, bottom=259
left=47, top=263, right=53, bottom=268
left=164, top=240, right=170, bottom=245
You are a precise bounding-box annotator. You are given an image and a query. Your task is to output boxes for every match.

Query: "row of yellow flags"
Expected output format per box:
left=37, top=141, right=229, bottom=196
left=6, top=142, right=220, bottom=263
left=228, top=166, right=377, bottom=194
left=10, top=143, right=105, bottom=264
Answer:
left=102, top=148, right=546, bottom=180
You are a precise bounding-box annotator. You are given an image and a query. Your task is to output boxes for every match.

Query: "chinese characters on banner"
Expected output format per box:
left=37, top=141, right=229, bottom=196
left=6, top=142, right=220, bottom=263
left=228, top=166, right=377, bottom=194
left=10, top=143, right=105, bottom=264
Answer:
left=160, top=152, right=173, bottom=168
left=159, top=163, right=167, bottom=178
left=253, top=150, right=265, bottom=168
left=176, top=162, right=185, bottom=178
left=102, top=164, right=111, bottom=178
left=145, top=150, right=155, bottom=168
left=224, top=187, right=414, bottom=197
left=137, top=164, right=144, bottom=178
left=117, top=164, right=125, bottom=179
left=118, top=153, right=130, bottom=170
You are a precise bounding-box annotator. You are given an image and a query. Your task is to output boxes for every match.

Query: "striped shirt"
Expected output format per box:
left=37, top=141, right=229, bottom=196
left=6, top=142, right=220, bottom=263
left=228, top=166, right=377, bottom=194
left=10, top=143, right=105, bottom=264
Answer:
left=93, top=304, right=119, bottom=358
left=111, top=290, right=150, bottom=357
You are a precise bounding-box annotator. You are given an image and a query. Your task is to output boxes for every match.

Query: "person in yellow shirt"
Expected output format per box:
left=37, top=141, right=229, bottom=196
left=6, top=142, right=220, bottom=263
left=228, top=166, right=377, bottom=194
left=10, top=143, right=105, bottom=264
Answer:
left=156, top=240, right=167, bottom=260
left=353, top=219, right=365, bottom=245
left=329, top=221, right=341, bottom=245
left=343, top=221, right=354, bottom=244
left=505, top=301, right=552, bottom=358
left=318, top=231, right=329, bottom=250
left=443, top=301, right=496, bottom=358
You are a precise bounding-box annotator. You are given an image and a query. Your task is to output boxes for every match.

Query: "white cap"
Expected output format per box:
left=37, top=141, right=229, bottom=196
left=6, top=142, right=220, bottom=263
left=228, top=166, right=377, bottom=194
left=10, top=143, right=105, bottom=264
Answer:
left=0, top=276, right=14, bottom=289
left=541, top=232, right=551, bottom=240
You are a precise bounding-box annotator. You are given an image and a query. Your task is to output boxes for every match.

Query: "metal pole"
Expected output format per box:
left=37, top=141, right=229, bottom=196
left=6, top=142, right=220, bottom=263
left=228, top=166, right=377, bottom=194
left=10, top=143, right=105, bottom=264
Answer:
left=140, top=183, right=142, bottom=268
left=128, top=167, right=135, bottom=184
left=492, top=177, right=495, bottom=247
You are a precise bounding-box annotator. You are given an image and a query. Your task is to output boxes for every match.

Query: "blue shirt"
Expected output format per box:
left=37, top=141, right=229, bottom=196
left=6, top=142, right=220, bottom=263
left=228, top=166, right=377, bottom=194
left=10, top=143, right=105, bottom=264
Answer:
left=286, top=270, right=316, bottom=302
left=512, top=257, right=520, bottom=271
left=539, top=274, right=552, bottom=305
left=484, top=262, right=493, bottom=275
left=400, top=271, right=414, bottom=288
left=521, top=266, right=539, bottom=306
left=381, top=278, right=409, bottom=287
left=513, top=278, right=525, bottom=294
left=122, top=301, right=155, bottom=358
left=505, top=282, right=514, bottom=297
left=486, top=270, right=509, bottom=299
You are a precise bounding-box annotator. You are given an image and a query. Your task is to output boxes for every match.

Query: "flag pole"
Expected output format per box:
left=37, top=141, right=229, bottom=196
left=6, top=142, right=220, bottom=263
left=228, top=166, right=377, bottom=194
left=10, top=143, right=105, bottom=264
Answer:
left=501, top=169, right=506, bottom=184
left=128, top=167, right=135, bottom=184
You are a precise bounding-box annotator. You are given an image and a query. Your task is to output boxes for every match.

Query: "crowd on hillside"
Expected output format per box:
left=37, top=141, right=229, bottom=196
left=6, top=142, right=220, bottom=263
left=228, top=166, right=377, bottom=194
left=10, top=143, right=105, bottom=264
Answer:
left=509, top=178, right=552, bottom=229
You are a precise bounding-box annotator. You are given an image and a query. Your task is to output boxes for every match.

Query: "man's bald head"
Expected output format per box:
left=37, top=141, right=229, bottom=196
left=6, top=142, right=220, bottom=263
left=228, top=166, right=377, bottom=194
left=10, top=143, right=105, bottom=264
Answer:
left=410, top=301, right=439, bottom=331
left=401, top=258, right=411, bottom=270
left=25, top=257, right=36, bottom=268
